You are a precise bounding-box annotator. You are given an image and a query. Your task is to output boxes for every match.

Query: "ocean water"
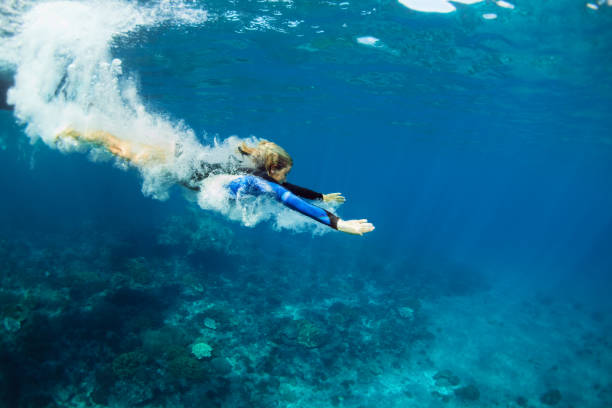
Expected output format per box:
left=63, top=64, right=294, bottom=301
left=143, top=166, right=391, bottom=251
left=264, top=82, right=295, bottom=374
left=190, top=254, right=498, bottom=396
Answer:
left=1, top=0, right=611, bottom=407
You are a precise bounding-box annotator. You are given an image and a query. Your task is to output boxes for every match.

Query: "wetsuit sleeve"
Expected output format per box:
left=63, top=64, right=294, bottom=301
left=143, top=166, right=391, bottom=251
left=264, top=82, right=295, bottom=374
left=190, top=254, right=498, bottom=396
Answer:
left=228, top=176, right=338, bottom=229
left=274, top=185, right=339, bottom=229
left=251, top=171, right=324, bottom=200
left=281, top=182, right=323, bottom=200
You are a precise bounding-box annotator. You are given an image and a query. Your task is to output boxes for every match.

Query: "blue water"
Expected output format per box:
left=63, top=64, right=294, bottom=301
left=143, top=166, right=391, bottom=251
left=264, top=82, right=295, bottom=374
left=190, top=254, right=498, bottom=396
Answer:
left=1, top=1, right=611, bottom=407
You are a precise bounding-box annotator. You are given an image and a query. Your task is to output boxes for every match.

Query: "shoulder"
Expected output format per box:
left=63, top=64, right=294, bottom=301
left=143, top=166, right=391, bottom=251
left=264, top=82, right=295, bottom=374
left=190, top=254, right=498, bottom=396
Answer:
left=229, top=174, right=274, bottom=192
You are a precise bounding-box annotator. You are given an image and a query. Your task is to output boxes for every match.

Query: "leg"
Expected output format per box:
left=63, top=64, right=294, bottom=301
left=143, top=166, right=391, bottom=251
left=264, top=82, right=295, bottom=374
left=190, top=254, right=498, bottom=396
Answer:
left=56, top=128, right=170, bottom=165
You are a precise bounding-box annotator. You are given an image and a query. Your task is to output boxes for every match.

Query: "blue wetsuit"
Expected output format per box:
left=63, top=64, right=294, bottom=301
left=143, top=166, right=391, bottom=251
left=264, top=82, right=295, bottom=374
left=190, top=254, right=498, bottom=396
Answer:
left=227, top=175, right=339, bottom=229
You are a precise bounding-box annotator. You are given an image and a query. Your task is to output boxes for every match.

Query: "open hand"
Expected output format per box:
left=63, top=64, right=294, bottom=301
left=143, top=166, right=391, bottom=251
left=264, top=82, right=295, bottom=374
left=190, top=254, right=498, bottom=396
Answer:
left=337, top=219, right=375, bottom=236
left=322, top=192, right=346, bottom=204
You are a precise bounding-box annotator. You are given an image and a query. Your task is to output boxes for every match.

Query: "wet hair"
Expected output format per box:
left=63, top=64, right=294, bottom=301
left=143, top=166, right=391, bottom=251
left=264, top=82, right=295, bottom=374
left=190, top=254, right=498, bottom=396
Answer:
left=239, top=140, right=293, bottom=174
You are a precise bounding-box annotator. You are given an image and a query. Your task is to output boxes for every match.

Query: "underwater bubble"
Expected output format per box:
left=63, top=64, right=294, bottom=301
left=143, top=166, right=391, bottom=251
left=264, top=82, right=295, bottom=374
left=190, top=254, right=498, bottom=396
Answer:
left=496, top=1, right=515, bottom=9
left=398, top=0, right=456, bottom=13
left=356, top=36, right=381, bottom=47
left=397, top=0, right=484, bottom=13
left=111, top=58, right=122, bottom=75
left=453, top=0, right=485, bottom=4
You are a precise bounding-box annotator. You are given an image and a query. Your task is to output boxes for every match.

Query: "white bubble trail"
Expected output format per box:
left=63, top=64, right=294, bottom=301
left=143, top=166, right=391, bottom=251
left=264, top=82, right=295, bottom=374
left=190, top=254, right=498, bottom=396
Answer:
left=1, top=1, right=335, bottom=233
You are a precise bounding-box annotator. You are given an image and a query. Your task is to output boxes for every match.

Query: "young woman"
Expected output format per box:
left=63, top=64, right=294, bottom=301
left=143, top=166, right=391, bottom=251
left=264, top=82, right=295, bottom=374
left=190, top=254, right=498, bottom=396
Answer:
left=55, top=129, right=375, bottom=235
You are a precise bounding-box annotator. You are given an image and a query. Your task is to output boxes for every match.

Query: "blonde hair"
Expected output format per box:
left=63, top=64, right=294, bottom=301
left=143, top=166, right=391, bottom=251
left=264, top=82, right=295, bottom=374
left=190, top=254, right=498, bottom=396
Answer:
left=239, top=140, right=293, bottom=174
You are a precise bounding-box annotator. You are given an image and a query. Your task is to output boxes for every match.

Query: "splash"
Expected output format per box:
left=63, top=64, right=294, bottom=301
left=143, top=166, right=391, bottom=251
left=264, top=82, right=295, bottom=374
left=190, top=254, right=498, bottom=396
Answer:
left=4, top=0, right=208, bottom=196
left=196, top=174, right=337, bottom=234
left=396, top=0, right=515, bottom=14
left=5, top=0, right=206, bottom=139
left=1, top=0, right=337, bottom=232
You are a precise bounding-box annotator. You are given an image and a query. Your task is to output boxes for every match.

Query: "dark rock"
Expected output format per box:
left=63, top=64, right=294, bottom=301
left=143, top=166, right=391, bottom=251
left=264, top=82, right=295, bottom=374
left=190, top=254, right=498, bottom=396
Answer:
left=434, top=369, right=460, bottom=387
left=328, top=302, right=360, bottom=329
left=22, top=393, right=57, bottom=408
left=95, top=366, right=115, bottom=390
left=275, top=317, right=298, bottom=343
left=296, top=319, right=327, bottom=348
left=516, top=396, right=528, bottom=407
left=211, top=357, right=232, bottom=375
left=540, top=389, right=562, bottom=406
left=167, top=353, right=207, bottom=381
left=341, top=380, right=355, bottom=390
left=454, top=384, right=480, bottom=401
left=91, top=386, right=109, bottom=405
left=431, top=391, right=451, bottom=403
left=111, top=350, right=148, bottom=379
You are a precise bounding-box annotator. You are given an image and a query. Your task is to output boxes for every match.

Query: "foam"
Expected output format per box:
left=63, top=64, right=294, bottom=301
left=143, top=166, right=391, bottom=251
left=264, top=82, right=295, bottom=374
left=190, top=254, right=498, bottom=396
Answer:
left=1, top=1, right=337, bottom=233
left=398, top=0, right=456, bottom=13
left=0, top=0, right=34, bottom=70
left=397, top=0, right=485, bottom=14
left=496, top=1, right=515, bottom=9
left=356, top=36, right=400, bottom=56
left=196, top=174, right=333, bottom=234
left=453, top=0, right=484, bottom=4
left=356, top=36, right=382, bottom=47
left=4, top=0, right=207, bottom=199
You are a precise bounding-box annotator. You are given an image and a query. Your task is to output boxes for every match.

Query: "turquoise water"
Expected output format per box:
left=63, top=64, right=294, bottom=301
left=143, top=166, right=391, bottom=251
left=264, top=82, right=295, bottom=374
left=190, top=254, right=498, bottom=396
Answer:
left=1, top=1, right=611, bottom=407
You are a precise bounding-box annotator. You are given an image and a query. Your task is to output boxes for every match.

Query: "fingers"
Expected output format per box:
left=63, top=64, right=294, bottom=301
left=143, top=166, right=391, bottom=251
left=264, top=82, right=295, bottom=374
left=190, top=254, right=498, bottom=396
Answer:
left=341, top=219, right=375, bottom=235
left=324, top=192, right=346, bottom=203
left=360, top=223, right=375, bottom=234
left=334, top=194, right=346, bottom=203
left=356, top=219, right=374, bottom=235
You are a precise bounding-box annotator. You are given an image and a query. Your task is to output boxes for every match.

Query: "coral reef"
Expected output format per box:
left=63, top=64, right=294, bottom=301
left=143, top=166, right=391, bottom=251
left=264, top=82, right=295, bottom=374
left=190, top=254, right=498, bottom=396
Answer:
left=0, top=221, right=608, bottom=408
left=112, top=351, right=149, bottom=379
left=540, top=389, right=562, bottom=406
left=455, top=384, right=480, bottom=401
left=191, top=342, right=213, bottom=359
left=157, top=210, right=238, bottom=255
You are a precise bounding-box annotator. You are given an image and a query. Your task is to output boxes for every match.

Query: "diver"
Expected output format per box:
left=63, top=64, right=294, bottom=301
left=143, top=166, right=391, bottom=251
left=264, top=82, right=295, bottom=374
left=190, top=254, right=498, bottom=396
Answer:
left=55, top=128, right=375, bottom=235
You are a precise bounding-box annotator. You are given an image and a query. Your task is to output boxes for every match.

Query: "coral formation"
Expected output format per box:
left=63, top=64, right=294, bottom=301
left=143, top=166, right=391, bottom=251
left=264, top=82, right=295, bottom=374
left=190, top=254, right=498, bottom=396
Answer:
left=112, top=351, right=149, bottom=379
left=296, top=319, right=327, bottom=349
left=434, top=369, right=461, bottom=387
left=455, top=384, right=480, bottom=401
left=0, top=226, right=608, bottom=408
left=540, top=389, right=562, bottom=405
left=157, top=210, right=237, bottom=255
left=191, top=342, right=213, bottom=359
left=167, top=352, right=207, bottom=381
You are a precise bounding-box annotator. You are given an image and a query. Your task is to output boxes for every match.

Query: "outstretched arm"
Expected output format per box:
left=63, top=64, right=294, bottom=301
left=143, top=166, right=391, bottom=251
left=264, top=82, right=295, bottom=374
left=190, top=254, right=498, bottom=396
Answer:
left=228, top=176, right=373, bottom=235
left=253, top=173, right=346, bottom=204
left=278, top=186, right=372, bottom=235
left=280, top=182, right=346, bottom=204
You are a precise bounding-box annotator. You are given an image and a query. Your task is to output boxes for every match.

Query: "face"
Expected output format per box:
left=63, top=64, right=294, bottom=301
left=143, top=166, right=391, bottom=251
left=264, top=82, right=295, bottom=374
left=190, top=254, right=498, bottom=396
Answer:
left=269, top=165, right=291, bottom=183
